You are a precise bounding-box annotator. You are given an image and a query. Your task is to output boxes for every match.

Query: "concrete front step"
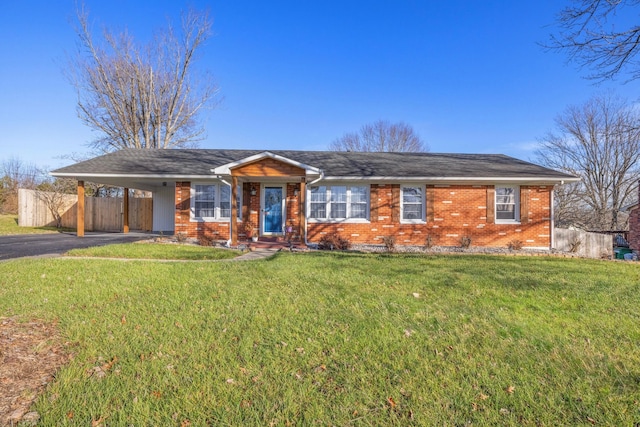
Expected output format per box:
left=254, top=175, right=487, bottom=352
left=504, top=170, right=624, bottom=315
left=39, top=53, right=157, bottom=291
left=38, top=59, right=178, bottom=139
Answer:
left=240, top=239, right=306, bottom=250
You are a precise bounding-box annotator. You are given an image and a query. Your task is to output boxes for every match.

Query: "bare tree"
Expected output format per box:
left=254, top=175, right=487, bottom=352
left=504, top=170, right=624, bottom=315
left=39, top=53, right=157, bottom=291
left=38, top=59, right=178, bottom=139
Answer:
left=35, top=178, right=77, bottom=229
left=536, top=93, right=640, bottom=231
left=551, top=181, right=590, bottom=229
left=329, top=120, right=428, bottom=152
left=0, top=158, right=43, bottom=214
left=67, top=6, right=220, bottom=152
left=546, top=0, right=640, bottom=81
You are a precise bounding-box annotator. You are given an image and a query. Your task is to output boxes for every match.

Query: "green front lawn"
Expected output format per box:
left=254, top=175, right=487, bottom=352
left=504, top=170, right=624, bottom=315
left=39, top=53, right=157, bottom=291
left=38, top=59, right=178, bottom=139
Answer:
left=1, top=252, right=639, bottom=425
left=66, top=242, right=241, bottom=260
left=0, top=214, right=73, bottom=235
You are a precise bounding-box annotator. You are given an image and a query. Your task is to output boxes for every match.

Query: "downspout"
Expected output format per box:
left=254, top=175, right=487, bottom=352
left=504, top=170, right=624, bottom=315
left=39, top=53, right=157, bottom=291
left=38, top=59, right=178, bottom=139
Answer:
left=304, top=171, right=324, bottom=246
left=551, top=183, right=559, bottom=250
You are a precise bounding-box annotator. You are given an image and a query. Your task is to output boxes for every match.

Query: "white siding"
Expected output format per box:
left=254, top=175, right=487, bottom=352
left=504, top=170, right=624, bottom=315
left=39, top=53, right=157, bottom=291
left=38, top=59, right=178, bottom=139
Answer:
left=153, top=184, right=175, bottom=233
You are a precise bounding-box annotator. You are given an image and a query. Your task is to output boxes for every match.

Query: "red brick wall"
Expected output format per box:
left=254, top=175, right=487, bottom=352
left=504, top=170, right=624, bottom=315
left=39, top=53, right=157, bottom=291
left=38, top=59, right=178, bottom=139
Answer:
left=175, top=181, right=554, bottom=248
left=307, top=184, right=552, bottom=248
left=239, top=183, right=260, bottom=239
left=285, top=183, right=303, bottom=240
left=629, top=206, right=640, bottom=251
left=175, top=181, right=232, bottom=240
left=175, top=182, right=304, bottom=242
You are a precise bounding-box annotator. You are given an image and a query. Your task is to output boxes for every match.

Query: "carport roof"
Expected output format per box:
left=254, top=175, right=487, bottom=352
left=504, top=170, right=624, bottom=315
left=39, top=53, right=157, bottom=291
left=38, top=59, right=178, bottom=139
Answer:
left=51, top=148, right=578, bottom=184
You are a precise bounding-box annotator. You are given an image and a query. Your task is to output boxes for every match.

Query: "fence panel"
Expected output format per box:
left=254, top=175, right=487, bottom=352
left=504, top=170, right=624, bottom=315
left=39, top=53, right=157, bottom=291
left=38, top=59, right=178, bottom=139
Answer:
left=18, top=189, right=153, bottom=232
left=131, top=198, right=153, bottom=231
left=91, top=197, right=121, bottom=232
left=554, top=228, right=612, bottom=258
left=18, top=189, right=77, bottom=228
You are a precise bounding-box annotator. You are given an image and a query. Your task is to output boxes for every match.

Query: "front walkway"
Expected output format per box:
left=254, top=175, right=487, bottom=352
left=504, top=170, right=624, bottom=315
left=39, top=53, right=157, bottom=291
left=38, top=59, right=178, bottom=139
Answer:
left=231, top=247, right=281, bottom=261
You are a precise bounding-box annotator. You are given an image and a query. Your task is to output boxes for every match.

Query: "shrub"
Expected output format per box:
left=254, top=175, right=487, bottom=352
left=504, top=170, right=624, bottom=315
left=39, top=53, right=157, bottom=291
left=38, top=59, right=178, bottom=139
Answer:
left=424, top=234, right=436, bottom=250
left=460, top=236, right=472, bottom=249
left=198, top=235, right=215, bottom=247
left=318, top=233, right=351, bottom=250
left=243, top=221, right=258, bottom=239
left=382, top=236, right=396, bottom=252
left=507, top=239, right=523, bottom=251
left=175, top=232, right=188, bottom=243
left=600, top=249, right=613, bottom=260
left=568, top=238, right=582, bottom=253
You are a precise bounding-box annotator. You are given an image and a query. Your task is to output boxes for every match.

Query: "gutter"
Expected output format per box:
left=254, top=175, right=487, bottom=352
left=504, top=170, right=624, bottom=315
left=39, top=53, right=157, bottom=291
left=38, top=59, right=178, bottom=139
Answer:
left=320, top=176, right=580, bottom=184
left=51, top=172, right=580, bottom=184
left=50, top=172, right=221, bottom=180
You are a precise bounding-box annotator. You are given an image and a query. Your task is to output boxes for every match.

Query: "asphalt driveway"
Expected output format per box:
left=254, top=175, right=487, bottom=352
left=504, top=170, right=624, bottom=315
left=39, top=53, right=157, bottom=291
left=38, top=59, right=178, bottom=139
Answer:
left=0, top=232, right=153, bottom=260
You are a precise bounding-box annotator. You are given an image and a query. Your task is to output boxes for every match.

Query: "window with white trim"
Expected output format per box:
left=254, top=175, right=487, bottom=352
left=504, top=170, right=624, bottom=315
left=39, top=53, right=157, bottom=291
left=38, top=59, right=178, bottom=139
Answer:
left=192, top=183, right=241, bottom=221
left=495, top=186, right=519, bottom=222
left=309, top=185, right=369, bottom=220
left=310, top=186, right=327, bottom=219
left=401, top=186, right=425, bottom=222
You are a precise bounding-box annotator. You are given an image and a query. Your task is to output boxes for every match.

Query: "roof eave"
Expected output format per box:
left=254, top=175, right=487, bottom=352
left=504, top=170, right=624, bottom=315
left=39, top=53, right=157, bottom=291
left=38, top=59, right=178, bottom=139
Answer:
left=50, top=172, right=217, bottom=180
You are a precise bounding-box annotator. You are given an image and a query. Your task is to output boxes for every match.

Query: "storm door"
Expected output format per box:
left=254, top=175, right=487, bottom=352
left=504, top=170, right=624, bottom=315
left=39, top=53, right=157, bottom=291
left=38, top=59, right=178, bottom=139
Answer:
left=262, top=186, right=284, bottom=234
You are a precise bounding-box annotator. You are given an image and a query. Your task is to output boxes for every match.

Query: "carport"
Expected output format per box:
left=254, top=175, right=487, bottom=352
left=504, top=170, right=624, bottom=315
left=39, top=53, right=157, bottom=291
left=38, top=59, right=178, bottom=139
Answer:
left=50, top=150, right=193, bottom=237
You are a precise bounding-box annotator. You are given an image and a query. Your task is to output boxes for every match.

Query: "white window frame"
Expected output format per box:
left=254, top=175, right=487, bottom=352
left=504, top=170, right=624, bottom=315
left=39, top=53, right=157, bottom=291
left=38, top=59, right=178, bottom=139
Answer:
left=261, top=184, right=287, bottom=235
left=400, top=185, right=426, bottom=223
left=190, top=182, right=242, bottom=222
left=495, top=185, right=520, bottom=223
left=308, top=184, right=370, bottom=222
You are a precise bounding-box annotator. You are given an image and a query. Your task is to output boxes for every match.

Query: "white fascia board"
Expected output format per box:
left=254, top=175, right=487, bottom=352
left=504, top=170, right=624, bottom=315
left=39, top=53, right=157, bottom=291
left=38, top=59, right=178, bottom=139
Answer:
left=318, top=176, right=580, bottom=184
left=50, top=172, right=217, bottom=180
left=211, top=151, right=322, bottom=175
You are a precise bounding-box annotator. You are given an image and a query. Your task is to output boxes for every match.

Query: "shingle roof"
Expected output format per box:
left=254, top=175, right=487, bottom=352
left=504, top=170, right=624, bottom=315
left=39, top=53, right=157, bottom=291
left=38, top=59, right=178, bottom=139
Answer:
left=52, top=148, right=577, bottom=181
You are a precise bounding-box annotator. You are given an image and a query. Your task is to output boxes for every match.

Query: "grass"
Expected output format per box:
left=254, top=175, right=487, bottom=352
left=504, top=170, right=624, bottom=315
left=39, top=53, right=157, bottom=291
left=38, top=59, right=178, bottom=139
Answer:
left=1, top=252, right=639, bottom=425
left=0, top=214, right=74, bottom=235
left=65, top=242, right=241, bottom=260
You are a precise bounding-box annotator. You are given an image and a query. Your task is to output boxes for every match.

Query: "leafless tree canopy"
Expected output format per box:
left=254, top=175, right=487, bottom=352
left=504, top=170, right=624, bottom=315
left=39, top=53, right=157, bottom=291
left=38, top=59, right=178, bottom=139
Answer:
left=329, top=120, right=428, bottom=153
left=0, top=158, right=43, bottom=214
left=547, top=0, right=640, bottom=81
left=536, top=93, right=640, bottom=231
left=68, top=6, right=220, bottom=151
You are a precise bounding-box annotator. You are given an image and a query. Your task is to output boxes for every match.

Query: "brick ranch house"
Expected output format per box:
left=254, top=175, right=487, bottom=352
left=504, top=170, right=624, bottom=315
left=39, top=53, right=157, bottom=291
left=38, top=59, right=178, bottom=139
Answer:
left=51, top=148, right=578, bottom=249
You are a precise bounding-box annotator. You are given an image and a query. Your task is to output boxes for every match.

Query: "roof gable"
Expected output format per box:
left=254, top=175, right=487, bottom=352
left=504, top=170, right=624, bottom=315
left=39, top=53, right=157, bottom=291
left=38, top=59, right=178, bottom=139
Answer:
left=212, top=151, right=322, bottom=177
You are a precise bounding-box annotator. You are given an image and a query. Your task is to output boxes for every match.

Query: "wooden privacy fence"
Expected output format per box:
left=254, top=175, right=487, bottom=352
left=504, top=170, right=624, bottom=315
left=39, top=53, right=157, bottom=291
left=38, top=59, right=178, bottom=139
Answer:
left=18, top=189, right=153, bottom=232
left=554, top=228, right=612, bottom=258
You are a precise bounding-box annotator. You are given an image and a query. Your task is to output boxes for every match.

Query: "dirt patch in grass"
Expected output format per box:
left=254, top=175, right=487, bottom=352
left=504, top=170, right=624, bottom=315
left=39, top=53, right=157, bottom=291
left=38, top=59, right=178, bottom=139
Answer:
left=0, top=317, right=70, bottom=426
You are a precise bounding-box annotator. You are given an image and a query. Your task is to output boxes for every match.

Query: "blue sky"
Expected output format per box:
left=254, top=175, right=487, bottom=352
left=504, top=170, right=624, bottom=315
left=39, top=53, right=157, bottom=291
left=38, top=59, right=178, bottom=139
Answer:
left=1, top=0, right=639, bottom=173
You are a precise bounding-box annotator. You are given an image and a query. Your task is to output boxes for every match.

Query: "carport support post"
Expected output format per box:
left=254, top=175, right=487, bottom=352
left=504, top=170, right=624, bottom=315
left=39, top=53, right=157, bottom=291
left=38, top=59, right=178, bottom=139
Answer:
left=77, top=180, right=85, bottom=237
left=231, top=176, right=238, bottom=246
left=123, top=188, right=130, bottom=233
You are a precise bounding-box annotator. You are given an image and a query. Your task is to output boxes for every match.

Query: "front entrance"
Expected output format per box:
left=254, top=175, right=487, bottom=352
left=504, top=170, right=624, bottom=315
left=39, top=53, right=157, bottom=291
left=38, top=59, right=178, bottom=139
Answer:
left=262, top=186, right=285, bottom=235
